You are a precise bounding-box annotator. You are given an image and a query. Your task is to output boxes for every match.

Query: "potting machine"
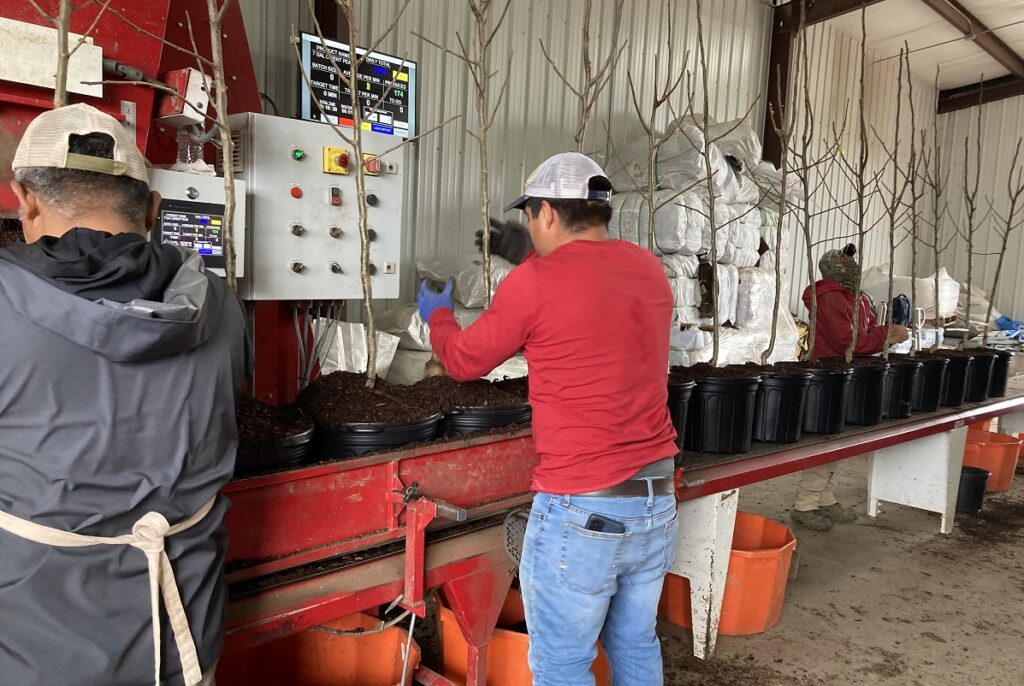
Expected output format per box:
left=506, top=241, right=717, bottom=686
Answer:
left=0, top=3, right=536, bottom=683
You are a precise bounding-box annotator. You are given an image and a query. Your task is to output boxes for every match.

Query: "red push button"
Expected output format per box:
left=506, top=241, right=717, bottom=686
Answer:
left=290, top=186, right=303, bottom=199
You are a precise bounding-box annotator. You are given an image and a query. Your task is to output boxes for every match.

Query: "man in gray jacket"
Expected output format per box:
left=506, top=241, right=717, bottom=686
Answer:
left=0, top=104, right=247, bottom=685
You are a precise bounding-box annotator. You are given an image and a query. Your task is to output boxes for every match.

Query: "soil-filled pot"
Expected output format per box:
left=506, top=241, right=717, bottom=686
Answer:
left=882, top=360, right=922, bottom=419
left=845, top=363, right=888, bottom=426
left=448, top=404, right=532, bottom=436
left=686, top=376, right=760, bottom=454
left=955, top=466, right=990, bottom=514
left=988, top=350, right=1014, bottom=398
left=941, top=354, right=974, bottom=407
left=235, top=427, right=315, bottom=477
left=668, top=381, right=697, bottom=451
left=316, top=414, right=443, bottom=458
left=752, top=371, right=812, bottom=443
left=912, top=357, right=949, bottom=412
left=801, top=368, right=853, bottom=434
left=966, top=352, right=997, bottom=402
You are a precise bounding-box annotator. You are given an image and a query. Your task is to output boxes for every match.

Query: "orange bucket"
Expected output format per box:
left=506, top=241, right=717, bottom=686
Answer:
left=216, top=613, right=420, bottom=686
left=439, top=588, right=611, bottom=685
left=964, top=429, right=1021, bottom=493
left=659, top=512, right=797, bottom=636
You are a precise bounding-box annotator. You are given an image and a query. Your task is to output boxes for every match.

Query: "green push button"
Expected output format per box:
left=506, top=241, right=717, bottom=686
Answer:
left=292, top=149, right=305, bottom=160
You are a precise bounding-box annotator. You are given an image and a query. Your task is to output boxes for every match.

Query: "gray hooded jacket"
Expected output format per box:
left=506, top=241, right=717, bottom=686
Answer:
left=0, top=229, right=247, bottom=686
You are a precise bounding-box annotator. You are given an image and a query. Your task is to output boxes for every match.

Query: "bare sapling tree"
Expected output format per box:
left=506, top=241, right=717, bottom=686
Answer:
left=540, top=0, right=625, bottom=152
left=872, top=47, right=912, bottom=361
left=903, top=47, right=927, bottom=356
left=29, top=0, right=115, bottom=108
left=297, top=0, right=457, bottom=386
left=982, top=138, right=1024, bottom=345
left=416, top=0, right=512, bottom=308
left=920, top=68, right=954, bottom=348
left=957, top=86, right=985, bottom=349
left=205, top=0, right=239, bottom=288
left=844, top=6, right=871, bottom=363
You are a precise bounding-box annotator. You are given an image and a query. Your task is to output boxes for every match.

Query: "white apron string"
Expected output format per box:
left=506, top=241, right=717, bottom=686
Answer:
left=0, top=496, right=217, bottom=686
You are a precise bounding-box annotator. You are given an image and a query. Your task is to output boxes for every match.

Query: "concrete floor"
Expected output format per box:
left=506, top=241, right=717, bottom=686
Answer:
left=659, top=456, right=1024, bottom=686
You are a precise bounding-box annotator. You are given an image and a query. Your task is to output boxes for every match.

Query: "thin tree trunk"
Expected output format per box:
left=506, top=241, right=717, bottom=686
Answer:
left=54, top=0, right=72, bottom=108
left=206, top=0, right=237, bottom=290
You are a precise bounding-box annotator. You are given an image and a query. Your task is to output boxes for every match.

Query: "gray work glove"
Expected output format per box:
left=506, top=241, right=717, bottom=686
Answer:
left=475, top=218, right=533, bottom=265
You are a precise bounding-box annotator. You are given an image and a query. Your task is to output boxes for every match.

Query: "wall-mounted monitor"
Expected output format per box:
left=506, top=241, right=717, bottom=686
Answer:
left=298, top=32, right=417, bottom=138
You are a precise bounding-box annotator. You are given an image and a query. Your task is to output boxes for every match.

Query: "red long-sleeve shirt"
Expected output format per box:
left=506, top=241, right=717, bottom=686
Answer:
left=803, top=279, right=888, bottom=361
left=429, top=239, right=678, bottom=494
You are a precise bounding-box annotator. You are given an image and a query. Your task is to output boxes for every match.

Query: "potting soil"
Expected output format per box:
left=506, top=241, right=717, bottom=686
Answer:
left=300, top=372, right=441, bottom=425
left=403, top=375, right=524, bottom=412
left=670, top=363, right=760, bottom=383
left=775, top=358, right=852, bottom=372
left=492, top=376, right=529, bottom=401
left=236, top=395, right=313, bottom=443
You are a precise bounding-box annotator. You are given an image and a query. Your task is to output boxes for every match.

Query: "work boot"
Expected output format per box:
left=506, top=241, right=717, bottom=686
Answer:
left=790, top=509, right=833, bottom=531
left=819, top=503, right=857, bottom=524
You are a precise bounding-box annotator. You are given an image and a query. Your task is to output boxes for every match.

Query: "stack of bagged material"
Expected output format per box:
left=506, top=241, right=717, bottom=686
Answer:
left=661, top=254, right=701, bottom=326
left=609, top=191, right=704, bottom=255
left=757, top=208, right=791, bottom=273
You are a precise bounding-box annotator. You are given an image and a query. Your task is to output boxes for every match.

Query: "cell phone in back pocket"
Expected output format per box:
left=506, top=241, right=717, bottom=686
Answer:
left=584, top=514, right=626, bottom=534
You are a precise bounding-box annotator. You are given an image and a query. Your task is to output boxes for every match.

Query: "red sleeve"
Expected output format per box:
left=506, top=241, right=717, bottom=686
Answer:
left=428, top=265, right=536, bottom=381
left=815, top=290, right=888, bottom=356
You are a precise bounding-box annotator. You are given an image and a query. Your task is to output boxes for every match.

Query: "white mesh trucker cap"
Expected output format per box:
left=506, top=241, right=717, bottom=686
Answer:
left=12, top=104, right=149, bottom=185
left=504, top=152, right=613, bottom=212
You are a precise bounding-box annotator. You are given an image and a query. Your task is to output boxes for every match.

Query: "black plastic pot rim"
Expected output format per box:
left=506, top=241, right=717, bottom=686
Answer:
left=668, top=380, right=698, bottom=390
left=851, top=364, right=888, bottom=377
left=693, top=374, right=761, bottom=387
left=759, top=370, right=814, bottom=381
left=277, top=426, right=315, bottom=447
left=449, top=403, right=531, bottom=415
left=805, top=367, right=855, bottom=379
left=317, top=413, right=444, bottom=434
left=961, top=466, right=991, bottom=477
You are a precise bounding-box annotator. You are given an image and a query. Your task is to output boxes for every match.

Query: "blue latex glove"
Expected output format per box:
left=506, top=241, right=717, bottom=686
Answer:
left=418, top=279, right=454, bottom=322
left=996, top=315, right=1024, bottom=331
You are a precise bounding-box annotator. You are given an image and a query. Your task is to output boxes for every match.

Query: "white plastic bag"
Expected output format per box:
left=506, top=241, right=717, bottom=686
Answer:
left=609, top=190, right=706, bottom=255
left=860, top=265, right=959, bottom=320
left=318, top=322, right=400, bottom=379
left=376, top=303, right=483, bottom=351
left=417, top=253, right=516, bottom=308
left=706, top=119, right=763, bottom=175
left=660, top=253, right=700, bottom=279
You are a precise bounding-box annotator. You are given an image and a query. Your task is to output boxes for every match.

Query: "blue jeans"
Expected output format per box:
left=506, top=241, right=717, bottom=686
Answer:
left=519, top=485, right=679, bottom=686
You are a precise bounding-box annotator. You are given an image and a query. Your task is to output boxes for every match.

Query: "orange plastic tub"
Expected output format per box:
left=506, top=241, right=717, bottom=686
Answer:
left=440, top=587, right=610, bottom=686
left=216, top=613, right=420, bottom=686
left=964, top=429, right=1021, bottom=493
left=659, top=511, right=797, bottom=636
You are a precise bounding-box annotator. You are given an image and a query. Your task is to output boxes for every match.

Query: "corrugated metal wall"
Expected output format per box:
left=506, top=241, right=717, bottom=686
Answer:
left=785, top=19, right=937, bottom=314
left=240, top=0, right=772, bottom=304
left=937, top=95, right=1024, bottom=319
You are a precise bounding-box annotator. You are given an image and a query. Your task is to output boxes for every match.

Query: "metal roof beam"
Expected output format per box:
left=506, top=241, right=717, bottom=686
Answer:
left=918, top=0, right=1024, bottom=80
left=937, top=74, right=1024, bottom=114
left=775, top=0, right=888, bottom=31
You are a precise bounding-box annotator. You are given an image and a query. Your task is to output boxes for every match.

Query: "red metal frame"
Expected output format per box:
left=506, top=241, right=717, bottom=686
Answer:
left=677, top=395, right=1024, bottom=500
left=224, top=431, right=535, bottom=582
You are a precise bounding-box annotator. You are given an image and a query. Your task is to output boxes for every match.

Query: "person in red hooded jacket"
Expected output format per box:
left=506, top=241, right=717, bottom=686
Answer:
left=792, top=245, right=909, bottom=531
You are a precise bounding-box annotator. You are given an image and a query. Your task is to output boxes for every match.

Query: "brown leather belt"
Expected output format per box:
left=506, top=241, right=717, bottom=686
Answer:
left=576, top=477, right=675, bottom=498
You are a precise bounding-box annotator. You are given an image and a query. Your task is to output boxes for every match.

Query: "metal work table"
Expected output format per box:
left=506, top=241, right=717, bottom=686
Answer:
left=670, top=392, right=1024, bottom=660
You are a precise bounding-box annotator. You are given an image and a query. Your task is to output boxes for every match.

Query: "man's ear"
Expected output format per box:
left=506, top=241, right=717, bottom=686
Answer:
left=10, top=180, right=41, bottom=241
left=144, top=190, right=162, bottom=231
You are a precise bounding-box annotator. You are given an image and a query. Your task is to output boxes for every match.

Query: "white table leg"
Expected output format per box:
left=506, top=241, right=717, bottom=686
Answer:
left=997, top=409, right=1024, bottom=435
left=669, top=489, right=738, bottom=659
left=866, top=426, right=967, bottom=534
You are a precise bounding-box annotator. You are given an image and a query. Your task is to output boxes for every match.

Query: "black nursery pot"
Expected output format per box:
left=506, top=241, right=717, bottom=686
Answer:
left=941, top=355, right=974, bottom=407
left=752, top=370, right=812, bottom=443
left=912, top=357, right=949, bottom=412
left=685, top=375, right=760, bottom=454
left=448, top=404, right=532, bottom=436
left=803, top=368, right=853, bottom=434
left=668, top=381, right=697, bottom=452
left=235, top=426, right=315, bottom=477
left=882, top=360, right=922, bottom=419
left=989, top=350, right=1014, bottom=398
left=315, top=414, right=443, bottom=458
left=845, top=363, right=888, bottom=426
left=956, top=466, right=990, bottom=514
left=966, top=353, right=996, bottom=402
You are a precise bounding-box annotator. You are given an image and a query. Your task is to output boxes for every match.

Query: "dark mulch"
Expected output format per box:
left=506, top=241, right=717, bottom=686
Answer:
left=298, top=371, right=530, bottom=426
left=670, top=363, right=761, bottom=383
left=236, top=395, right=313, bottom=443
left=492, top=376, right=529, bottom=401
left=403, top=375, right=524, bottom=413
left=776, top=358, right=852, bottom=372
left=299, top=372, right=440, bottom=426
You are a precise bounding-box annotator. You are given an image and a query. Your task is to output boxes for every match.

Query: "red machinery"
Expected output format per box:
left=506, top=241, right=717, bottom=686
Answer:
left=0, top=4, right=540, bottom=684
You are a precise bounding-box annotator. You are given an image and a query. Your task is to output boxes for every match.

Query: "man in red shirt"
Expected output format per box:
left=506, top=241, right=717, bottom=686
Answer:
left=418, top=153, right=679, bottom=685
left=793, top=246, right=909, bottom=531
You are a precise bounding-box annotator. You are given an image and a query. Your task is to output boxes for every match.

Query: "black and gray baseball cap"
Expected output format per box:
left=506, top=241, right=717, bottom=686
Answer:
left=504, top=152, right=614, bottom=212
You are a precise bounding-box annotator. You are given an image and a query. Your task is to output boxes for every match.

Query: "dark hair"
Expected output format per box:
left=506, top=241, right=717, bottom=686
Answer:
left=524, top=197, right=613, bottom=231
left=13, top=132, right=150, bottom=229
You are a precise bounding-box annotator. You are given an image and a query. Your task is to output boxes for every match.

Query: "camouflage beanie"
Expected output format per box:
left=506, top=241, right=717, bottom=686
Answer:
left=819, top=248, right=861, bottom=292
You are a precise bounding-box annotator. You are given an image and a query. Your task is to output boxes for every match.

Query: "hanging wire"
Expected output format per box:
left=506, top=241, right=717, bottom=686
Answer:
left=310, top=609, right=413, bottom=637
left=399, top=611, right=418, bottom=686
left=870, top=18, right=1024, bottom=67
left=293, top=304, right=308, bottom=390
